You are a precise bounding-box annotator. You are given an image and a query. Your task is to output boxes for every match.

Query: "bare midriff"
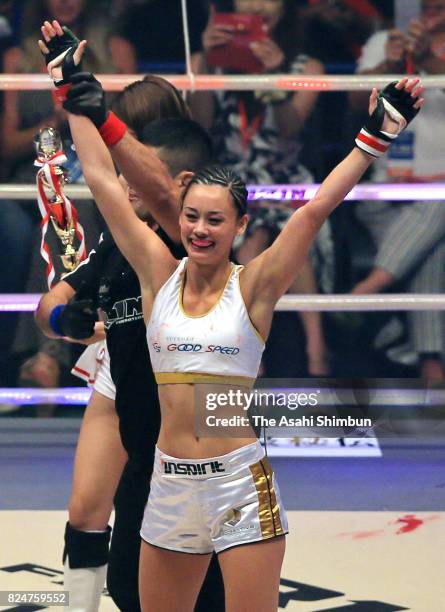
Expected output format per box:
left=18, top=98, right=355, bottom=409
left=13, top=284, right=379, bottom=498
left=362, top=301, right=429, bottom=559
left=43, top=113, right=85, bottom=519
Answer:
left=156, top=382, right=257, bottom=459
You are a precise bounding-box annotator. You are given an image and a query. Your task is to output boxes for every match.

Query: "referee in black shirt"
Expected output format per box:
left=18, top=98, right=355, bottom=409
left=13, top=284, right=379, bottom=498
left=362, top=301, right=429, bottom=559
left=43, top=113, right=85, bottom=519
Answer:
left=36, top=118, right=224, bottom=611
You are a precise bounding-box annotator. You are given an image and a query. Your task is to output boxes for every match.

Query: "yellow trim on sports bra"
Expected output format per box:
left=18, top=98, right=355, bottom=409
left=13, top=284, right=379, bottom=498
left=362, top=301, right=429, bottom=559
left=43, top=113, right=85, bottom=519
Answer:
left=155, top=372, right=255, bottom=387
left=179, top=262, right=235, bottom=318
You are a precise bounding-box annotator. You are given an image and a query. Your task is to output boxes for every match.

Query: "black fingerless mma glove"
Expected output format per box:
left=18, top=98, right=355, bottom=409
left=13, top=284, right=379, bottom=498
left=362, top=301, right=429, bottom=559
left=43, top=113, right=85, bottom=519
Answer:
left=43, top=26, right=82, bottom=86
left=49, top=300, right=98, bottom=339
left=64, top=72, right=127, bottom=145
left=63, top=72, right=108, bottom=128
left=355, top=81, right=420, bottom=158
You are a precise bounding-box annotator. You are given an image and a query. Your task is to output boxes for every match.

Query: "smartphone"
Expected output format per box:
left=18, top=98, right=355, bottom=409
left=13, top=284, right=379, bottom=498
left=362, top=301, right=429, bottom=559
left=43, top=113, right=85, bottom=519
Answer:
left=206, top=13, right=270, bottom=73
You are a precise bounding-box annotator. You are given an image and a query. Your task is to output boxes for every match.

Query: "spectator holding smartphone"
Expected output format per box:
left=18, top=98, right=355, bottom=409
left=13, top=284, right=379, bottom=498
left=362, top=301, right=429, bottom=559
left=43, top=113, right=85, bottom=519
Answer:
left=190, top=0, right=329, bottom=377
left=353, top=0, right=445, bottom=78
left=191, top=0, right=324, bottom=186
left=348, top=0, right=445, bottom=380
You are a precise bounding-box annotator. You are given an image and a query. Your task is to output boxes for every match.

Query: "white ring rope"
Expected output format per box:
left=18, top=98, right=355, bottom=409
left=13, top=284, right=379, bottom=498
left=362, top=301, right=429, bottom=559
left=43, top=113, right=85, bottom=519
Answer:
left=1, top=183, right=444, bottom=201
left=1, top=386, right=444, bottom=406
left=180, top=0, right=195, bottom=93
left=0, top=388, right=90, bottom=405
left=2, top=293, right=445, bottom=313
left=277, top=294, right=445, bottom=311
left=1, top=74, right=445, bottom=91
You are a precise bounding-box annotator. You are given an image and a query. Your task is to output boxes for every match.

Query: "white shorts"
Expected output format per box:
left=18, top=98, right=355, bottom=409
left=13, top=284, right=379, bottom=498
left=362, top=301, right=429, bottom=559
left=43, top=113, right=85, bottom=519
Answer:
left=140, top=441, right=288, bottom=554
left=71, top=340, right=116, bottom=401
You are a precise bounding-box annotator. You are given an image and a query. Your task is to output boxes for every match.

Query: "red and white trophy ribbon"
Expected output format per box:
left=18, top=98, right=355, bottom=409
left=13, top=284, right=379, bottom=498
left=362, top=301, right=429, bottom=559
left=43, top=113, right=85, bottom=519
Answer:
left=34, top=127, right=86, bottom=288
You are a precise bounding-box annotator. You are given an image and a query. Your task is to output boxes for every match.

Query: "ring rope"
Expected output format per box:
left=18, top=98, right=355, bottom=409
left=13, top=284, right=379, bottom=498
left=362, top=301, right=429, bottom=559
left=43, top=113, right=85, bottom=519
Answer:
left=1, top=386, right=444, bottom=406
left=0, top=387, right=90, bottom=405
left=1, top=73, right=444, bottom=91
left=1, top=183, right=445, bottom=201
left=2, top=293, right=445, bottom=312
left=180, top=0, right=196, bottom=93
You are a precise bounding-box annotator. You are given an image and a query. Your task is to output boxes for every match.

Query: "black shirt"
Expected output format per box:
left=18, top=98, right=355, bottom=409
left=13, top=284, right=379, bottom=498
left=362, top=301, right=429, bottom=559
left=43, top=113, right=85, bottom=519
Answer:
left=65, top=229, right=185, bottom=468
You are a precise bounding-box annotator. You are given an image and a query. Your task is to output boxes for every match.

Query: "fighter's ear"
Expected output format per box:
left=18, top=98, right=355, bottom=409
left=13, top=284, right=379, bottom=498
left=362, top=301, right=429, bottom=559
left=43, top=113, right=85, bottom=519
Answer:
left=236, top=214, right=249, bottom=237
left=176, top=170, right=194, bottom=188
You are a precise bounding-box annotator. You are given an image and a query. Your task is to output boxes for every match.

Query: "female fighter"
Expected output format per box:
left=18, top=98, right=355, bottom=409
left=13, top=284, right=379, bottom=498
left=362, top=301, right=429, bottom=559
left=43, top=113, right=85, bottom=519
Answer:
left=39, top=18, right=423, bottom=612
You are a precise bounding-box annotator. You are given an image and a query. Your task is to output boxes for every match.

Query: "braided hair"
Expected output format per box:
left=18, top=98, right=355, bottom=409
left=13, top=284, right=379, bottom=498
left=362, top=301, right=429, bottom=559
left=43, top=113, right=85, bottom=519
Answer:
left=181, top=166, right=248, bottom=218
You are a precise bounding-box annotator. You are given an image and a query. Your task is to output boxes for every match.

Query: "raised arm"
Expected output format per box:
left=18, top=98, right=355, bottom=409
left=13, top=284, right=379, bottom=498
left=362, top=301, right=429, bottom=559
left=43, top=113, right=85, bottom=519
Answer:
left=66, top=111, right=174, bottom=292
left=62, top=73, right=181, bottom=241
left=242, top=147, right=372, bottom=306
left=38, top=20, right=181, bottom=243
left=243, top=78, right=424, bottom=306
left=108, top=130, right=180, bottom=241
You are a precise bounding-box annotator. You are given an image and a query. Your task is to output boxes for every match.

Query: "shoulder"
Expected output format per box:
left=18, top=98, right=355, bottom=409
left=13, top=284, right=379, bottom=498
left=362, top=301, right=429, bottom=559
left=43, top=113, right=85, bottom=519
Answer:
left=172, top=256, right=187, bottom=278
left=99, top=230, right=116, bottom=249
left=148, top=253, right=183, bottom=301
left=69, top=232, right=115, bottom=276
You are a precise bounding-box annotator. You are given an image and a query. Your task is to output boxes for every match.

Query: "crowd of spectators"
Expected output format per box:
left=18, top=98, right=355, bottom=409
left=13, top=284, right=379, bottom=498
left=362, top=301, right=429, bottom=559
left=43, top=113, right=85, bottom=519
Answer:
left=1, top=0, right=445, bottom=414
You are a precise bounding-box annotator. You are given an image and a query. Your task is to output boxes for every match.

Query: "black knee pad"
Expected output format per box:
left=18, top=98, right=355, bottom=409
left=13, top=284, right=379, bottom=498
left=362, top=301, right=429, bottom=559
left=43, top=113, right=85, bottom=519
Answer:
left=63, top=522, right=111, bottom=569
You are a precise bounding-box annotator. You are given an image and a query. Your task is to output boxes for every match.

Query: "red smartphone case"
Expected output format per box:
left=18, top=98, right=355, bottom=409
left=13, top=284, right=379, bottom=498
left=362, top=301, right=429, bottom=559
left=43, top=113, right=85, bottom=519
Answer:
left=206, top=13, right=270, bottom=73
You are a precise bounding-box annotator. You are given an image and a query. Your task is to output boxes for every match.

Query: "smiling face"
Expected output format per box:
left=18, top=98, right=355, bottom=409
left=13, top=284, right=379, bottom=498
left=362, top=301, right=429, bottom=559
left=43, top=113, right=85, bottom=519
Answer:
left=180, top=184, right=248, bottom=264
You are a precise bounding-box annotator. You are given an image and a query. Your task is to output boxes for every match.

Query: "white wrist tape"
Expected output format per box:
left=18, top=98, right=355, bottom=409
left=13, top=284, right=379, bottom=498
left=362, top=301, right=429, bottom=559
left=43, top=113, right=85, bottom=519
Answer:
left=355, top=128, right=397, bottom=158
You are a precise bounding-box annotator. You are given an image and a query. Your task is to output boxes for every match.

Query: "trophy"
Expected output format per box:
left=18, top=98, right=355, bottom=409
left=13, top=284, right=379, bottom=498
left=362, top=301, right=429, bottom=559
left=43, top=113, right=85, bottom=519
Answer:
left=35, top=127, right=86, bottom=288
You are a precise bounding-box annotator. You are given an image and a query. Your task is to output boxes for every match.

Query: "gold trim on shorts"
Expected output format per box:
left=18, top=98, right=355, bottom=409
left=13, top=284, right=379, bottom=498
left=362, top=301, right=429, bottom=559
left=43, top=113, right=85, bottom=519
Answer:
left=250, top=457, right=285, bottom=538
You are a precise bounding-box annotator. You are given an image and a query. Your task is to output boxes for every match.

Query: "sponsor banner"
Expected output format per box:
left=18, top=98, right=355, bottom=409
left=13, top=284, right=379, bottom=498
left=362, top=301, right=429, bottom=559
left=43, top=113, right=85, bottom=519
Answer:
left=0, top=511, right=442, bottom=610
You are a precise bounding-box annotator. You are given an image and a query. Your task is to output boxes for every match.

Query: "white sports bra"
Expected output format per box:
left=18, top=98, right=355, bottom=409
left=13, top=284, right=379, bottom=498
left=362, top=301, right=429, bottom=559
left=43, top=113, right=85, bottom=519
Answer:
left=147, top=258, right=265, bottom=386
